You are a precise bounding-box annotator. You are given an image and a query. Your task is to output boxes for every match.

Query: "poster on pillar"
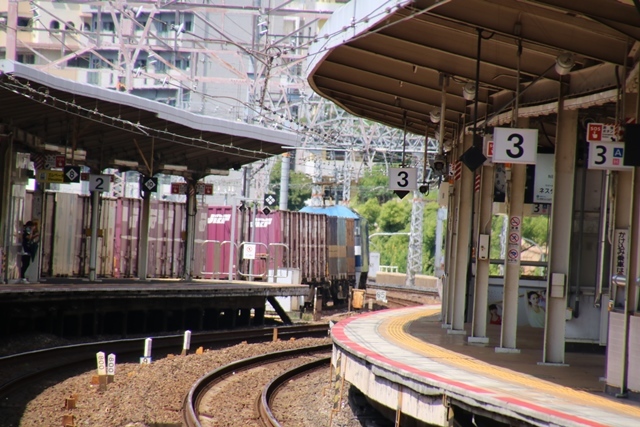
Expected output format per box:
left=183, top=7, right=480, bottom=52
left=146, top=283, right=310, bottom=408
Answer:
left=492, top=128, right=538, bottom=164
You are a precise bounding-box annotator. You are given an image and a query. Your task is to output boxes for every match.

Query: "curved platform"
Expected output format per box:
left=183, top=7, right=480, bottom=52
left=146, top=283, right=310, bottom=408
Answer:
left=331, top=306, right=640, bottom=427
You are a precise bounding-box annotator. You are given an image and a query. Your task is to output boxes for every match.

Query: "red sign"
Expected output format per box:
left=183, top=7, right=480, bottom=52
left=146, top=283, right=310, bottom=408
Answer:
left=170, top=183, right=187, bottom=194
left=55, top=155, right=66, bottom=168
left=487, top=141, right=494, bottom=157
left=204, top=184, right=213, bottom=195
left=587, top=123, right=602, bottom=142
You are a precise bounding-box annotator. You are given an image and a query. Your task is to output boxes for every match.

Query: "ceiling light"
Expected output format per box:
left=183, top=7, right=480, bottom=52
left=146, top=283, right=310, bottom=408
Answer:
left=430, top=109, right=441, bottom=124
left=205, top=168, right=230, bottom=176
left=555, top=52, right=575, bottom=76
left=113, top=159, right=138, bottom=168
left=162, top=164, right=188, bottom=172
left=462, top=82, right=476, bottom=101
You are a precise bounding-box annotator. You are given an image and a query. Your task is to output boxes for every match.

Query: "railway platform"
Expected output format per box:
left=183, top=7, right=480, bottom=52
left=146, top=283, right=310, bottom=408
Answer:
left=331, top=305, right=640, bottom=427
left=0, top=278, right=309, bottom=338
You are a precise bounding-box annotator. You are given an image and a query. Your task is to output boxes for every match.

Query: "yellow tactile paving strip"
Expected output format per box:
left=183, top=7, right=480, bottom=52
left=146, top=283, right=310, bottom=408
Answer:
left=379, top=307, right=640, bottom=419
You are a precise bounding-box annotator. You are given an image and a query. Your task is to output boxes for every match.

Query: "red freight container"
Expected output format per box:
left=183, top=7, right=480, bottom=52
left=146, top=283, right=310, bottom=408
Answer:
left=201, top=206, right=238, bottom=279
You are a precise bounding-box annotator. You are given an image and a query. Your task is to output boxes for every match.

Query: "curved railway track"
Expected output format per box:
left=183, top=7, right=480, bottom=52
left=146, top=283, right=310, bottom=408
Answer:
left=0, top=325, right=329, bottom=402
left=183, top=344, right=331, bottom=427
left=258, top=356, right=330, bottom=427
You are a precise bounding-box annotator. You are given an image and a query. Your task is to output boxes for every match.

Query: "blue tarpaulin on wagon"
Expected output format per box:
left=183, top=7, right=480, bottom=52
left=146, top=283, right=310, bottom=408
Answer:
left=299, top=205, right=360, bottom=218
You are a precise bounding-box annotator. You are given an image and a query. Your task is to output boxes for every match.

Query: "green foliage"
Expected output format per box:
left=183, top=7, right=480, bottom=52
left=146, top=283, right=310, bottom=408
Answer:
left=354, top=165, right=395, bottom=205
left=363, top=195, right=442, bottom=276
left=268, top=158, right=312, bottom=211
left=489, top=213, right=550, bottom=276
left=354, top=198, right=381, bottom=227
left=378, top=199, right=412, bottom=232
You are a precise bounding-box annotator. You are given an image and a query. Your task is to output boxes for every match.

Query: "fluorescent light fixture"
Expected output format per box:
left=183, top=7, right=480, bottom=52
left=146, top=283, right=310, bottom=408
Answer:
left=555, top=52, right=575, bottom=76
left=43, top=143, right=64, bottom=152
left=205, top=168, right=230, bottom=176
left=162, top=164, right=188, bottom=172
left=462, top=82, right=476, bottom=101
left=113, top=159, right=139, bottom=168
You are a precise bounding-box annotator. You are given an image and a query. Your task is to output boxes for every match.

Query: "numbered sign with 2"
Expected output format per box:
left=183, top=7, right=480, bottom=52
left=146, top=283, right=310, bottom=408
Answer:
left=90, top=174, right=112, bottom=192
left=388, top=168, right=417, bottom=191
left=587, top=141, right=631, bottom=171
left=492, top=127, right=538, bottom=164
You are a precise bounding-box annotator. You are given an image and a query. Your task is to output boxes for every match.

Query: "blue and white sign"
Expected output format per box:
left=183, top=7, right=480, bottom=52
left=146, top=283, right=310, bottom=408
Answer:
left=588, top=141, right=632, bottom=171
left=493, top=127, right=538, bottom=164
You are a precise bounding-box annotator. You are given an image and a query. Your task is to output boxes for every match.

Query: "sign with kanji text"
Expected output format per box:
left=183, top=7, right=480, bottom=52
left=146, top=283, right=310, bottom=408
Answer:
left=614, top=229, right=628, bottom=279
left=196, top=183, right=213, bottom=195
left=588, top=141, right=632, bottom=171
left=36, top=170, right=64, bottom=183
left=171, top=183, right=187, bottom=194
left=533, top=153, right=554, bottom=203
left=493, top=127, right=538, bottom=164
left=586, top=123, right=618, bottom=143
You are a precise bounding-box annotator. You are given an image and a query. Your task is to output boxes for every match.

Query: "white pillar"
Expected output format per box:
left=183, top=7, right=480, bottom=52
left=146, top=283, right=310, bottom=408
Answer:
left=451, top=134, right=474, bottom=333
left=543, top=108, right=578, bottom=364
left=470, top=163, right=494, bottom=343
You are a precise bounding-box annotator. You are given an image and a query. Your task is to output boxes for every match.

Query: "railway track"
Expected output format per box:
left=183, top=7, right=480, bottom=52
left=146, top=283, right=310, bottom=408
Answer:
left=183, top=345, right=331, bottom=427
left=0, top=324, right=329, bottom=402
left=258, top=356, right=330, bottom=427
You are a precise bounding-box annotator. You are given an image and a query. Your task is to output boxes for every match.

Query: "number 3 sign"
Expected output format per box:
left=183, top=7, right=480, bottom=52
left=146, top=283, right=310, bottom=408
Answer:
left=492, top=127, right=538, bottom=164
left=388, top=168, right=417, bottom=191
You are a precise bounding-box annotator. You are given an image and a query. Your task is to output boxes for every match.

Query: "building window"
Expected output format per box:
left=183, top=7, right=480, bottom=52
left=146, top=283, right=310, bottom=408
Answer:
left=102, top=21, right=115, bottom=32
left=50, top=20, right=60, bottom=31
left=17, top=17, right=30, bottom=28
left=17, top=54, right=35, bottom=64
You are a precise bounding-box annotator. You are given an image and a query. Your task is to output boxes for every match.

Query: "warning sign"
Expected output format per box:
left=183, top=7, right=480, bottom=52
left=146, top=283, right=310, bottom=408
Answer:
left=243, top=244, right=256, bottom=260
left=507, top=248, right=520, bottom=264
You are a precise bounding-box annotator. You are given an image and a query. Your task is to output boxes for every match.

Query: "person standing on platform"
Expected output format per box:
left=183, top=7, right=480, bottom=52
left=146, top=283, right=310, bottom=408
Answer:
left=20, top=220, right=39, bottom=283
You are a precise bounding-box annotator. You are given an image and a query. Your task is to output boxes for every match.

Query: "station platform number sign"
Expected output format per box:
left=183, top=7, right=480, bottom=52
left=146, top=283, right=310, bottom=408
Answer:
left=586, top=123, right=631, bottom=171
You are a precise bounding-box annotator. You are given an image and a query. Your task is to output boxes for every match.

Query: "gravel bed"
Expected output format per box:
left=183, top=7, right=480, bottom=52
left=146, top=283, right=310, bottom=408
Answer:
left=3, top=320, right=390, bottom=426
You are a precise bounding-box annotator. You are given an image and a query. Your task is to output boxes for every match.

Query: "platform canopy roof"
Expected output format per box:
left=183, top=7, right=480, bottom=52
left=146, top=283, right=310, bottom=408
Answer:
left=306, top=0, right=640, bottom=149
left=0, top=60, right=300, bottom=178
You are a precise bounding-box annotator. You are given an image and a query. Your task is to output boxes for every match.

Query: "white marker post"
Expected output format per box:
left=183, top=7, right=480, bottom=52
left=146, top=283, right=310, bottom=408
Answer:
left=106, top=353, right=116, bottom=383
left=182, top=330, right=192, bottom=356
left=141, top=338, right=152, bottom=364
left=96, top=352, right=107, bottom=391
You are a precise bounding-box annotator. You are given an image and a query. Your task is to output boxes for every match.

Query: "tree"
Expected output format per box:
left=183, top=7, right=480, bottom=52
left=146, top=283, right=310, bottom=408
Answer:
left=377, top=199, right=412, bottom=232
left=268, top=158, right=312, bottom=211
left=353, top=165, right=395, bottom=205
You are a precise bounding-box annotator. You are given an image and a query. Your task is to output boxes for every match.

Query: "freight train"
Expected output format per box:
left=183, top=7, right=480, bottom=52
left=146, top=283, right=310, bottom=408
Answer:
left=203, top=204, right=370, bottom=306
left=8, top=192, right=368, bottom=306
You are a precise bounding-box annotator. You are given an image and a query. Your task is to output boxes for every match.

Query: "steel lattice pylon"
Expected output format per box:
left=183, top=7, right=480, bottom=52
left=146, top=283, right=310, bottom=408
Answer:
left=13, top=0, right=445, bottom=283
